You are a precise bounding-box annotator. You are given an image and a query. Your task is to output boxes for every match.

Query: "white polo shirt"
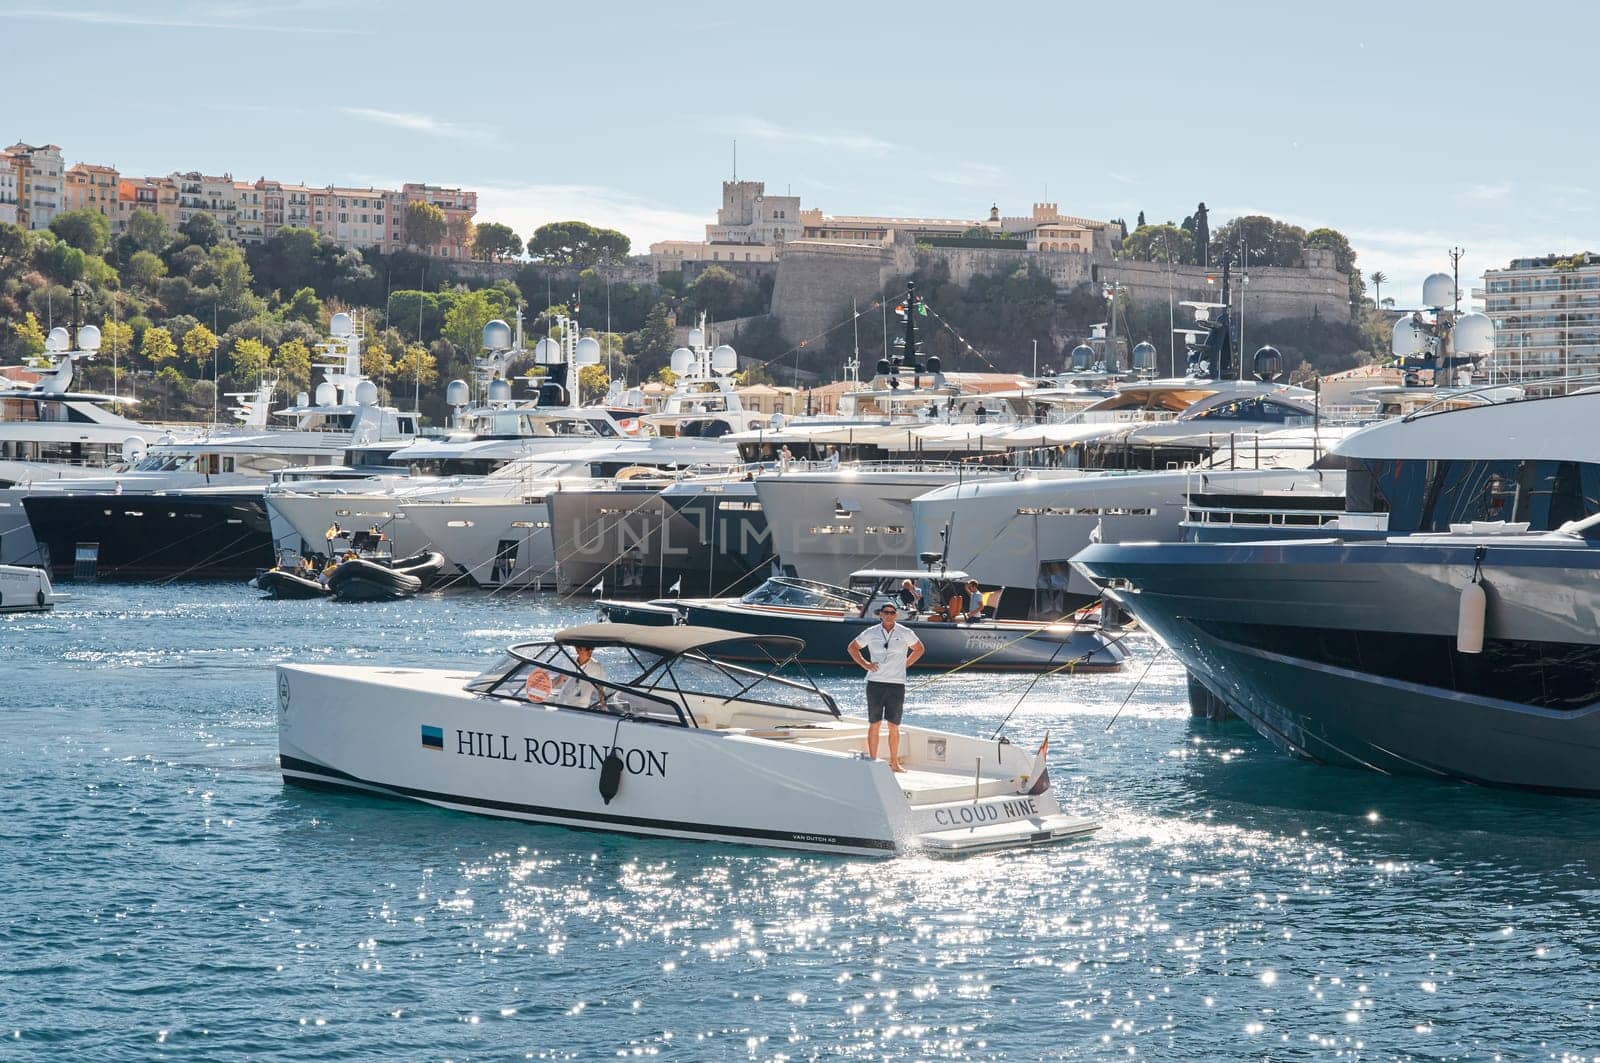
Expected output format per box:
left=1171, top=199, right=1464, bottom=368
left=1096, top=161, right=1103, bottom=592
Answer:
left=852, top=622, right=922, bottom=685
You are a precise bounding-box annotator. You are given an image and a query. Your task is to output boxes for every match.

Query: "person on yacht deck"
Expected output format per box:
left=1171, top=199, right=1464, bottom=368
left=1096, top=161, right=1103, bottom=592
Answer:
left=896, top=579, right=922, bottom=614
left=847, top=602, right=924, bottom=773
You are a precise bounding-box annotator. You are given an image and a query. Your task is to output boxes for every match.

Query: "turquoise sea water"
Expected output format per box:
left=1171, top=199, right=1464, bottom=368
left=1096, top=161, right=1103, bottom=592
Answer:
left=6, top=584, right=1600, bottom=1061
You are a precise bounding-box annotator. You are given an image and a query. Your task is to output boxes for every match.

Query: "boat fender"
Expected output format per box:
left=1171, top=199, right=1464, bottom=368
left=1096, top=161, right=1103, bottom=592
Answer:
left=36, top=588, right=47, bottom=607
left=598, top=716, right=625, bottom=805
left=1457, top=546, right=1487, bottom=655
left=524, top=669, right=553, bottom=703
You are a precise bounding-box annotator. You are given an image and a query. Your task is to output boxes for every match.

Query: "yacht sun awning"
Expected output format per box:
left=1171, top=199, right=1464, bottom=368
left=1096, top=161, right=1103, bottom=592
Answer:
left=547, top=623, right=803, bottom=658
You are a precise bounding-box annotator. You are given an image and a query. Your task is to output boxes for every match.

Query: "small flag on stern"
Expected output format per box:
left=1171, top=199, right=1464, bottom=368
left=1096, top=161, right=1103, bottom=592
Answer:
left=1025, top=732, right=1051, bottom=796
left=668, top=576, right=682, bottom=596
left=591, top=578, right=604, bottom=595
left=421, top=725, right=444, bottom=750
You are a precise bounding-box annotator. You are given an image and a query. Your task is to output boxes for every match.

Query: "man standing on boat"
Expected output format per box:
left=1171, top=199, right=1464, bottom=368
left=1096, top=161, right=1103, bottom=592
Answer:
left=847, top=602, right=924, bottom=773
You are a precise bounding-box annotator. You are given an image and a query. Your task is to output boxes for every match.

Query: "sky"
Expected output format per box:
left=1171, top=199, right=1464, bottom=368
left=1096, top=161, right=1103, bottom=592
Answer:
left=3, top=0, right=1595, bottom=307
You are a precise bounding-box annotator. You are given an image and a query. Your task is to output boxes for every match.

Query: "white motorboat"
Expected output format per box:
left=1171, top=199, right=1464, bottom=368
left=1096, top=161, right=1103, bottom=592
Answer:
left=277, top=623, right=1097, bottom=856
left=0, top=563, right=60, bottom=612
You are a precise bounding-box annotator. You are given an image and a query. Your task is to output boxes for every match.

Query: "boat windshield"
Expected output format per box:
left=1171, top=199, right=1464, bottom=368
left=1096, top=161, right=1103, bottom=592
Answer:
left=739, top=576, right=868, bottom=611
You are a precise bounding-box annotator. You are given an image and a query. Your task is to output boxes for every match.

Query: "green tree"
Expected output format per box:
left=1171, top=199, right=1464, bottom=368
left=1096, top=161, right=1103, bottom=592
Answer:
left=48, top=209, right=111, bottom=256
left=631, top=300, right=676, bottom=374
left=404, top=201, right=448, bottom=250
left=441, top=287, right=510, bottom=354
left=11, top=312, right=46, bottom=360
left=471, top=221, right=522, bottom=261
left=361, top=337, right=393, bottom=381
left=181, top=211, right=223, bottom=249
left=120, top=209, right=170, bottom=256
left=1369, top=270, right=1388, bottom=309
left=1121, top=223, right=1193, bottom=264
left=141, top=326, right=178, bottom=367
left=128, top=250, right=167, bottom=289
left=100, top=319, right=134, bottom=359
left=526, top=221, right=630, bottom=268
left=0, top=222, right=27, bottom=271
left=1210, top=215, right=1306, bottom=268
left=395, top=343, right=437, bottom=389
left=1305, top=227, right=1363, bottom=308
left=182, top=323, right=220, bottom=373
left=39, top=241, right=87, bottom=283
left=686, top=266, right=740, bottom=318
left=284, top=286, right=324, bottom=328
left=230, top=337, right=272, bottom=383
left=577, top=363, right=608, bottom=403
left=274, top=338, right=312, bottom=394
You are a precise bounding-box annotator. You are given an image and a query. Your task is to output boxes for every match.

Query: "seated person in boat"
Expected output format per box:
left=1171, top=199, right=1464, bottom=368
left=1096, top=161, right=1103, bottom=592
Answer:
left=549, top=644, right=607, bottom=710
left=929, top=583, right=965, bottom=622
left=325, top=521, right=343, bottom=543
left=896, top=579, right=922, bottom=615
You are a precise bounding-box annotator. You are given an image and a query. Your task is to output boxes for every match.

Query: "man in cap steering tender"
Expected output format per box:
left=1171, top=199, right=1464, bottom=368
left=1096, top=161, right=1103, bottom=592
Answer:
left=846, top=601, right=925, bottom=772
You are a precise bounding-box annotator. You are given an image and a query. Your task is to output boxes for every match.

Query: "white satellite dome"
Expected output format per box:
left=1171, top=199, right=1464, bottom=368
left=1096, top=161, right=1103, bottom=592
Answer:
left=669, top=347, right=693, bottom=376
left=487, top=379, right=512, bottom=402
left=710, top=344, right=738, bottom=374
left=354, top=379, right=379, bottom=406
left=1422, top=273, right=1455, bottom=309
left=533, top=337, right=562, bottom=365
left=329, top=311, right=354, bottom=338
left=76, top=324, right=102, bottom=351
left=687, top=327, right=705, bottom=349
left=45, top=327, right=70, bottom=353
left=296, top=390, right=311, bottom=408
left=121, top=435, right=148, bottom=463
left=445, top=379, right=471, bottom=406
left=574, top=337, right=602, bottom=366
left=481, top=319, right=512, bottom=350
left=1392, top=316, right=1427, bottom=357
left=1453, top=312, right=1495, bottom=355
left=314, top=381, right=337, bottom=406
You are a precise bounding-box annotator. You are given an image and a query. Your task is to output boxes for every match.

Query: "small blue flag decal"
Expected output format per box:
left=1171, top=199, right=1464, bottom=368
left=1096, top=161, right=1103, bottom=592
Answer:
left=421, top=725, right=444, bottom=750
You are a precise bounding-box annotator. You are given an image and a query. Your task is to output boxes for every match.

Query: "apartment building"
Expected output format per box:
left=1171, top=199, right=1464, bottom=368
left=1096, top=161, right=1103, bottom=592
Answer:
left=4, top=143, right=64, bottom=230
left=397, top=182, right=475, bottom=258
left=63, top=162, right=121, bottom=220
left=0, top=157, right=17, bottom=225
left=1479, top=253, right=1600, bottom=387
left=116, top=176, right=181, bottom=231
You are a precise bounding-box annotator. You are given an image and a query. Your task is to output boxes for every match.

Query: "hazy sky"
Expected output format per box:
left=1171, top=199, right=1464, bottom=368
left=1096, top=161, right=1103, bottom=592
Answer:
left=4, top=0, right=1593, bottom=306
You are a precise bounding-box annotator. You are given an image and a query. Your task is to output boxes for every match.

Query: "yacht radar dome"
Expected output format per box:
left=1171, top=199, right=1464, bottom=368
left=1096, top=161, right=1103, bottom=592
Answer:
left=481, top=319, right=512, bottom=350
left=314, top=381, right=337, bottom=406
left=354, top=379, right=379, bottom=406
left=296, top=390, right=310, bottom=407
left=670, top=347, right=693, bottom=376
left=1252, top=345, right=1284, bottom=382
left=76, top=324, right=101, bottom=351
left=487, top=378, right=512, bottom=402
left=687, top=327, right=705, bottom=348
left=329, top=312, right=354, bottom=338
left=533, top=337, right=562, bottom=365
left=1392, top=316, right=1427, bottom=357
left=45, top=327, right=70, bottom=353
left=573, top=336, right=602, bottom=367
left=1131, top=341, right=1157, bottom=371
left=121, top=435, right=148, bottom=463
left=1453, top=312, right=1495, bottom=355
left=445, top=379, right=471, bottom=407
left=1422, top=273, right=1455, bottom=309
left=1070, top=344, right=1094, bottom=371
left=711, top=344, right=738, bottom=374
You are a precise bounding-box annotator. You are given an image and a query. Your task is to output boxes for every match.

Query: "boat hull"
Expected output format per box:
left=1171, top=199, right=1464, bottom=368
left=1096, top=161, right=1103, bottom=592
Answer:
left=327, top=558, right=423, bottom=601
left=1074, top=539, right=1600, bottom=793
left=23, top=490, right=272, bottom=580
left=276, top=663, right=1095, bottom=856
left=678, top=601, right=1126, bottom=672
left=256, top=569, right=330, bottom=599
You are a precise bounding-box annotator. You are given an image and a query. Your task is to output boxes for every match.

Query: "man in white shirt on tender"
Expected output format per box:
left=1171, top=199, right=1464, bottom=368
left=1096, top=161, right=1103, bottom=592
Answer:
left=554, top=644, right=607, bottom=710
left=846, top=602, right=924, bottom=772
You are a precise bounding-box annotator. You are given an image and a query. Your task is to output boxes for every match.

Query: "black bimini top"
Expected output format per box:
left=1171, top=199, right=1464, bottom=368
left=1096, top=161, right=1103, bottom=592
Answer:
left=551, top=622, right=804, bottom=659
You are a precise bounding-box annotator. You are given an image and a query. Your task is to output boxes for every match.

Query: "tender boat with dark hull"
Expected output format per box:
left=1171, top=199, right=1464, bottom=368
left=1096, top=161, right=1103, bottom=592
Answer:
left=277, top=623, right=1098, bottom=856
left=256, top=566, right=330, bottom=599
left=618, top=571, right=1127, bottom=673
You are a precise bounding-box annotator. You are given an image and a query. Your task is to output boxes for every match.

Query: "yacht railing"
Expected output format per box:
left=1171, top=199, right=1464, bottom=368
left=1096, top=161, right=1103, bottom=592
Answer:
left=1400, top=373, right=1600, bottom=421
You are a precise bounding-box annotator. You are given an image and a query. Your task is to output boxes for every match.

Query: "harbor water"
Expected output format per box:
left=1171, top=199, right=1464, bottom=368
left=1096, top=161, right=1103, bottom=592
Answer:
left=6, top=585, right=1600, bottom=1060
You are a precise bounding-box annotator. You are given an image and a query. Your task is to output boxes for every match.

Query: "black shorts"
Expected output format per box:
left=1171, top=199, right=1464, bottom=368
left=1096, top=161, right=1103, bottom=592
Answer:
left=866, top=681, right=906, bottom=725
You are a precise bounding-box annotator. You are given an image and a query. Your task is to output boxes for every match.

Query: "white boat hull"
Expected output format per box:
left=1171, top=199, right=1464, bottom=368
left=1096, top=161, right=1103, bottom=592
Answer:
left=276, top=663, right=1095, bottom=856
